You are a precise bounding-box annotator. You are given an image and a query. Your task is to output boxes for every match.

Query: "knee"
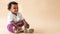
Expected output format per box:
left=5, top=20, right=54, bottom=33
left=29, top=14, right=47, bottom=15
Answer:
left=7, top=24, right=15, bottom=33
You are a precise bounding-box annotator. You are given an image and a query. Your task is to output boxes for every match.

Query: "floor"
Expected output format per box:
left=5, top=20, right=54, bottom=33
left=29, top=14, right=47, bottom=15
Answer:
left=0, top=0, right=60, bottom=34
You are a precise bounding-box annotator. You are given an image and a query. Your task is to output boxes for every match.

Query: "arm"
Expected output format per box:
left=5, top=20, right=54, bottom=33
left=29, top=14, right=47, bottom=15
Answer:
left=11, top=21, right=21, bottom=29
left=18, top=13, right=29, bottom=28
left=22, top=19, right=29, bottom=28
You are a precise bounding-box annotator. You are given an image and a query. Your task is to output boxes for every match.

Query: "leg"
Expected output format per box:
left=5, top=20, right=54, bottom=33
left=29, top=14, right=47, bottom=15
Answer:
left=16, top=22, right=29, bottom=33
left=7, top=24, right=16, bottom=33
left=24, top=23, right=29, bottom=33
left=16, top=22, right=24, bottom=33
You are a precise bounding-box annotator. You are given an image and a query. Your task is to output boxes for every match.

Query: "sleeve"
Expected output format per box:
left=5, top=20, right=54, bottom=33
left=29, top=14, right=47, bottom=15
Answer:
left=19, top=13, right=24, bottom=20
left=8, top=14, right=14, bottom=22
left=21, top=15, right=24, bottom=20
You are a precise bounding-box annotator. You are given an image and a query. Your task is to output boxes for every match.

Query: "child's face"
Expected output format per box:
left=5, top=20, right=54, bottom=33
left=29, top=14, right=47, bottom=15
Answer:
left=10, top=4, right=18, bottom=14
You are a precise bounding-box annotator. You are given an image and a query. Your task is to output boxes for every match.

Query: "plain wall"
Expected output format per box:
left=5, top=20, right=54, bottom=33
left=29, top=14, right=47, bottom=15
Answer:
left=0, top=0, right=60, bottom=34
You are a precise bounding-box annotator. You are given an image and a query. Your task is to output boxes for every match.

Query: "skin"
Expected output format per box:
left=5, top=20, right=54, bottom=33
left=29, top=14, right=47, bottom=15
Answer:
left=9, top=4, right=29, bottom=33
left=10, top=4, right=18, bottom=15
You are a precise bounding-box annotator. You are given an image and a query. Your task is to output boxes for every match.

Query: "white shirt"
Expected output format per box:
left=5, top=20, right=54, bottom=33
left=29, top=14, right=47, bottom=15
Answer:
left=7, top=12, right=24, bottom=24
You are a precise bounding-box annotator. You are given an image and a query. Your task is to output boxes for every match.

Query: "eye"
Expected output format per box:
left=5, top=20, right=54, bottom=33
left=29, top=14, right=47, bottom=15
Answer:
left=13, top=7, right=18, bottom=9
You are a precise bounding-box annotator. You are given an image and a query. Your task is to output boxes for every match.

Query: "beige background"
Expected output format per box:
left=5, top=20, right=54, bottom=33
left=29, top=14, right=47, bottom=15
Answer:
left=0, top=0, right=60, bottom=34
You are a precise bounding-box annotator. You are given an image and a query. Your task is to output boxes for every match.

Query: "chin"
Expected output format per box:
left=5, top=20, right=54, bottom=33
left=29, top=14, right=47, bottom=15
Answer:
left=15, top=12, right=18, bottom=14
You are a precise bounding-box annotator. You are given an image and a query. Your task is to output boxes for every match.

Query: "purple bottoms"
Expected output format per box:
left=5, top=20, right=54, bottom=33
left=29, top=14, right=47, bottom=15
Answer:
left=7, top=22, right=24, bottom=33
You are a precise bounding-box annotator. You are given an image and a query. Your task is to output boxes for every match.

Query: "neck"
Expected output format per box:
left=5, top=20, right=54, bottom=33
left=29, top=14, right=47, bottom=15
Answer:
left=12, top=12, right=17, bottom=16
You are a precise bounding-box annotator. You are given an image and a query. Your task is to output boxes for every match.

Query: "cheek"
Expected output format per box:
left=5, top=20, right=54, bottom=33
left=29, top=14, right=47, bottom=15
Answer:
left=10, top=9, right=13, bottom=11
left=12, top=9, right=15, bottom=12
left=11, top=7, right=18, bottom=12
left=10, top=9, right=15, bottom=12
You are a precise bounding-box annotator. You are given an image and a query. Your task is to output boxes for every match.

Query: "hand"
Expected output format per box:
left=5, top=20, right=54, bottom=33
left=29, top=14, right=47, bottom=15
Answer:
left=17, top=26, right=21, bottom=30
left=25, top=24, right=29, bottom=28
left=16, top=27, right=23, bottom=33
